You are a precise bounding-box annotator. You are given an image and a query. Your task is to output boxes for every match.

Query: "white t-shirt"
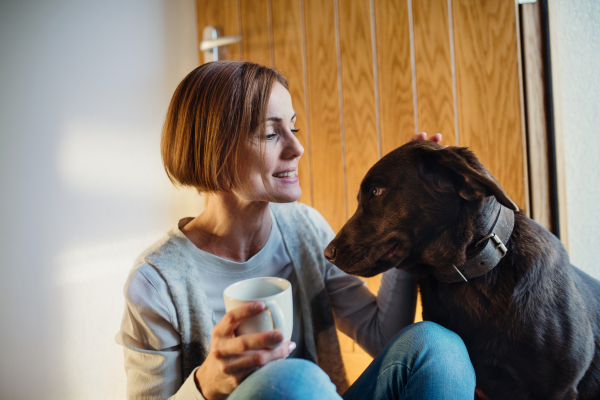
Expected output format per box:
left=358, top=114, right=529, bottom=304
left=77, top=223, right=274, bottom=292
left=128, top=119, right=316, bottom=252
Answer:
left=116, top=210, right=416, bottom=399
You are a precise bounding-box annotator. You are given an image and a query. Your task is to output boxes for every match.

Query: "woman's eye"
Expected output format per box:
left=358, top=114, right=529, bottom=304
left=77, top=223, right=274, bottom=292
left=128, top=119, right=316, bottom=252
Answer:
left=266, top=132, right=277, bottom=140
left=291, top=129, right=300, bottom=134
left=372, top=187, right=382, bottom=197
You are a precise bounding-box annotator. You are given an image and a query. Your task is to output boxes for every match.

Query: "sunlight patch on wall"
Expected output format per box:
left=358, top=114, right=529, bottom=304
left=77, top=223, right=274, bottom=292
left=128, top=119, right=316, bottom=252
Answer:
left=57, top=120, right=169, bottom=200
left=54, top=232, right=164, bottom=285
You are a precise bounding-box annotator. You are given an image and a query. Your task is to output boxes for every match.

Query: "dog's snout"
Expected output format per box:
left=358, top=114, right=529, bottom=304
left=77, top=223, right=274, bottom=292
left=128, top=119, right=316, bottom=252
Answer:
left=324, top=245, right=336, bottom=262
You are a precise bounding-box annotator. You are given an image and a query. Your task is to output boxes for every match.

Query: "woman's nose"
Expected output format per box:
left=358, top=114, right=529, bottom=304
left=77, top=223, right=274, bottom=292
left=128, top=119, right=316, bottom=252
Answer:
left=284, top=132, right=304, bottom=159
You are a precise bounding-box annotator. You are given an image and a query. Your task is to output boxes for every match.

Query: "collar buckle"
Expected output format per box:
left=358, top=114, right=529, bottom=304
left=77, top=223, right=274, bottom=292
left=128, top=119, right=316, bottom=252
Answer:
left=476, top=233, right=508, bottom=258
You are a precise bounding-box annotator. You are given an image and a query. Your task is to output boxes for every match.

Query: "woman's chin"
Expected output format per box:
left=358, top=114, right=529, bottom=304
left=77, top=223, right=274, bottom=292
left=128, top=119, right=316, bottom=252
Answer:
left=269, top=187, right=302, bottom=203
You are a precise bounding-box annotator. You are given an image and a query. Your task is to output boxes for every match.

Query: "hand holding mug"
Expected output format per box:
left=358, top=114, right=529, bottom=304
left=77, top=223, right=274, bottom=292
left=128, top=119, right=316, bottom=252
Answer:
left=223, top=277, right=293, bottom=343
left=195, top=277, right=295, bottom=400
left=194, top=301, right=296, bottom=400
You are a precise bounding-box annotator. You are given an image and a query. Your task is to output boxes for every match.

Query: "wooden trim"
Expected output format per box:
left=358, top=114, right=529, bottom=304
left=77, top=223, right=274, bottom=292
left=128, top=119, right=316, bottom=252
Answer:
left=515, top=1, right=531, bottom=218
left=521, top=2, right=552, bottom=230
left=546, top=0, right=569, bottom=250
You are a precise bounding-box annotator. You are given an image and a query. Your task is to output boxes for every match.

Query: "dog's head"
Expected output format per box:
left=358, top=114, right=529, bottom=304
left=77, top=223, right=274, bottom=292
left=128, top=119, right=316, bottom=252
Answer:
left=324, top=140, right=518, bottom=278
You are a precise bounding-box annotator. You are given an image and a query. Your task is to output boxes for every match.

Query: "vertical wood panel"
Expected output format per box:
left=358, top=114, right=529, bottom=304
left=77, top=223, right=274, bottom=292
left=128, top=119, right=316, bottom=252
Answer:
left=271, top=0, right=312, bottom=206
left=304, top=0, right=346, bottom=232
left=522, top=2, right=552, bottom=231
left=304, top=0, right=356, bottom=378
left=412, top=0, right=457, bottom=145
left=338, top=0, right=379, bottom=214
left=452, top=0, right=527, bottom=211
left=374, top=0, right=415, bottom=155
left=196, top=0, right=241, bottom=63
left=337, top=5, right=382, bottom=376
left=240, top=0, right=271, bottom=65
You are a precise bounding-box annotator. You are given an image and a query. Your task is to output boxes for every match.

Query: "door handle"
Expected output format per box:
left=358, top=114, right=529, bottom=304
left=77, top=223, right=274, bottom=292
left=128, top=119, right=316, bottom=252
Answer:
left=200, top=26, right=242, bottom=63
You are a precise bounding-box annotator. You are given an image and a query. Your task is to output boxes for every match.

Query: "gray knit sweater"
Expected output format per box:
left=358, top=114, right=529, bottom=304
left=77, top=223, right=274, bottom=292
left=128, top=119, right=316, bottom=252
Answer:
left=138, top=202, right=349, bottom=394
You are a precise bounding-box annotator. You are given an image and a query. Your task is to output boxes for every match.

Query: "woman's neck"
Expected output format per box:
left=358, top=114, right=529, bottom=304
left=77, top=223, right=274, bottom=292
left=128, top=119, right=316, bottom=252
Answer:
left=180, top=192, right=273, bottom=263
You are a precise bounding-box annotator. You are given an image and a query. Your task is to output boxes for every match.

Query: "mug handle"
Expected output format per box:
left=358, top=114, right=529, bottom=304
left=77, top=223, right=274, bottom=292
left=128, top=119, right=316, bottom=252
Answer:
left=264, top=300, right=285, bottom=333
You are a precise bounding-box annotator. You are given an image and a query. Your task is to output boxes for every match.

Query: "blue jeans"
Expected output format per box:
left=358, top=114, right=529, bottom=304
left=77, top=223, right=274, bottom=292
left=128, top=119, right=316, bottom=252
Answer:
left=228, top=321, right=476, bottom=400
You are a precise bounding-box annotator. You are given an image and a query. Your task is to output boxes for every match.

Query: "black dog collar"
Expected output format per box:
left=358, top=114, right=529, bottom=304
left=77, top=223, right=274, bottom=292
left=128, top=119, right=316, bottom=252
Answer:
left=432, top=203, right=515, bottom=284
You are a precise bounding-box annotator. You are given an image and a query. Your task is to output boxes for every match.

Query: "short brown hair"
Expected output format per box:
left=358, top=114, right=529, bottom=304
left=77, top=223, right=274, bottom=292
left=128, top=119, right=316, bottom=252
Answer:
left=161, top=61, right=288, bottom=192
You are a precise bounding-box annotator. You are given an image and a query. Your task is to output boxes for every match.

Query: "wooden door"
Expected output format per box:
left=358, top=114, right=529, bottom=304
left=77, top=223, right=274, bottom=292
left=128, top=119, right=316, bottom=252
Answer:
left=196, top=0, right=527, bottom=383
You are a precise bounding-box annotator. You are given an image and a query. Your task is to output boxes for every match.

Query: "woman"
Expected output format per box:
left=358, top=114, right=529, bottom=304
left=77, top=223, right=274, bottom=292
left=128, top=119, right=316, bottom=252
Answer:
left=116, top=61, right=475, bottom=400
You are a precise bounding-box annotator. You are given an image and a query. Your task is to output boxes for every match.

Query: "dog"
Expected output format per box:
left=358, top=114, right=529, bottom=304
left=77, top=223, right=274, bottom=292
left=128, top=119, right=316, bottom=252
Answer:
left=324, top=140, right=600, bottom=400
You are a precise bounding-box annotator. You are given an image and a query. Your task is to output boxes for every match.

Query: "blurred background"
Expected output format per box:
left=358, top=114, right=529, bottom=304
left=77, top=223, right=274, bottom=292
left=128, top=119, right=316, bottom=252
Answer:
left=0, top=0, right=598, bottom=398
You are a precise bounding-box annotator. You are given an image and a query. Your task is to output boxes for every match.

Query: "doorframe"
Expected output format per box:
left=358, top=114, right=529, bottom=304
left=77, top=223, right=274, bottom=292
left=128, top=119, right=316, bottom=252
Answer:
left=518, top=0, right=568, bottom=249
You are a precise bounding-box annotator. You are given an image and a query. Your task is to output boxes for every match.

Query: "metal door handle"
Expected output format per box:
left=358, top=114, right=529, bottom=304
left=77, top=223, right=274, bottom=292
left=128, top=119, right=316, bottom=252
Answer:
left=200, top=26, right=242, bottom=63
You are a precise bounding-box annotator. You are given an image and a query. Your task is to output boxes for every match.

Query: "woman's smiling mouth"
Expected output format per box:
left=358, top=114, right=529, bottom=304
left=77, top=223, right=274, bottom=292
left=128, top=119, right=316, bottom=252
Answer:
left=273, top=171, right=297, bottom=178
left=272, top=168, right=298, bottom=182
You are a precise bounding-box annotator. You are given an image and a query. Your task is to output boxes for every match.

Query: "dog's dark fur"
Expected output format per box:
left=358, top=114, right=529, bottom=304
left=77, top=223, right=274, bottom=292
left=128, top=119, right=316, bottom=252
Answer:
left=324, top=140, right=600, bottom=400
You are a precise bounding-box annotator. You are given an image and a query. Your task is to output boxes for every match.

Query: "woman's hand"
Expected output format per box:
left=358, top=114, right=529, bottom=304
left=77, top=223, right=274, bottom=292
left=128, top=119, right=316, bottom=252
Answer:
left=195, top=301, right=296, bottom=400
left=408, top=132, right=443, bottom=144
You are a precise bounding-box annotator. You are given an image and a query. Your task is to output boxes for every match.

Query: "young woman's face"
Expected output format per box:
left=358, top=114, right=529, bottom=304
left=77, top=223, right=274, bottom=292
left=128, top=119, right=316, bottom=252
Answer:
left=236, top=82, right=304, bottom=203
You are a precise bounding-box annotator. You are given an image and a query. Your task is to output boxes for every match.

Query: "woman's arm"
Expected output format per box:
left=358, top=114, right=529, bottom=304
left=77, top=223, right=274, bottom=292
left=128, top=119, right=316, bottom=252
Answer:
left=325, top=265, right=417, bottom=357
left=116, top=265, right=206, bottom=399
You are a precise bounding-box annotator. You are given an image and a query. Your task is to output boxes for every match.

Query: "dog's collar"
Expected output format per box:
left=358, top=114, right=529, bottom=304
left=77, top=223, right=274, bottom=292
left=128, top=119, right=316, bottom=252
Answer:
left=432, top=203, right=515, bottom=284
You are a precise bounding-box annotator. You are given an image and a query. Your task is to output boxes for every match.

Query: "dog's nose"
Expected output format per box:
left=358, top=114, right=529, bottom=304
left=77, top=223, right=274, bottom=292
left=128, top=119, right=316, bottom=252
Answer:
left=324, top=246, right=336, bottom=262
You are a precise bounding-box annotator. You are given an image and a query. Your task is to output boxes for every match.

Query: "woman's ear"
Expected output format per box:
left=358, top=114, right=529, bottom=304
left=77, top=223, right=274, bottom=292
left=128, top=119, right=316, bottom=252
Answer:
left=419, top=145, right=519, bottom=211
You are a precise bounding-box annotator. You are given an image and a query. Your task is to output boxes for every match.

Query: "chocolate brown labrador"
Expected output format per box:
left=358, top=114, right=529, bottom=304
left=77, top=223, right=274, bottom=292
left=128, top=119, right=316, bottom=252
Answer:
left=324, top=140, right=600, bottom=400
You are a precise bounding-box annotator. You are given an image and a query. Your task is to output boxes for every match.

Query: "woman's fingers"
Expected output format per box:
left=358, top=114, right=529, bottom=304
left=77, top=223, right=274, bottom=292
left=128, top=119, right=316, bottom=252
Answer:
left=408, top=132, right=443, bottom=144
left=214, top=302, right=266, bottom=337
left=221, top=341, right=296, bottom=374
left=408, top=132, right=428, bottom=142
left=217, top=330, right=285, bottom=357
left=428, top=133, right=442, bottom=143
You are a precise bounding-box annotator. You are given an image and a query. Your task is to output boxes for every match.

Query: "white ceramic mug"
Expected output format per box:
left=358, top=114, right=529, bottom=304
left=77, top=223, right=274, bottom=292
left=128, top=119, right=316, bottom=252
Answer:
left=223, top=277, right=293, bottom=345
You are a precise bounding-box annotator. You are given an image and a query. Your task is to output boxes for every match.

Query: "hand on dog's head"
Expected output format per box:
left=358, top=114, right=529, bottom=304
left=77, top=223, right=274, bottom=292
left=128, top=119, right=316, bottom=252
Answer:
left=324, top=140, right=518, bottom=278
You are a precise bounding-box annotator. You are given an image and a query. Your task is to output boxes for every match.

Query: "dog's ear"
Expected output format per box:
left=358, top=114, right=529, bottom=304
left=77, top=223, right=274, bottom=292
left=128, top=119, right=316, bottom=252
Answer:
left=418, top=146, right=519, bottom=211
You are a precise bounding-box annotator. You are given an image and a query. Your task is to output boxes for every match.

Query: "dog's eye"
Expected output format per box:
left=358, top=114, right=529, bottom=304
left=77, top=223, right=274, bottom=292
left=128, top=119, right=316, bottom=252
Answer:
left=372, top=187, right=382, bottom=197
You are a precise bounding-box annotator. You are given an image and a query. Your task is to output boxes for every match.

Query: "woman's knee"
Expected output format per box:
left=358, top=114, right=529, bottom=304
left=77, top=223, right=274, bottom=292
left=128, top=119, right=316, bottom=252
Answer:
left=400, top=321, right=467, bottom=353
left=230, top=359, right=340, bottom=400
left=256, top=358, right=328, bottom=382
left=387, top=321, right=475, bottom=379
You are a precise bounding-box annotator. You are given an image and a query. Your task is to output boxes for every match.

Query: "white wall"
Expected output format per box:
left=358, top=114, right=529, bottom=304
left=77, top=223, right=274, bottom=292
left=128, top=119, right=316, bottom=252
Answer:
left=0, top=1, right=203, bottom=399
left=552, top=0, right=600, bottom=279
